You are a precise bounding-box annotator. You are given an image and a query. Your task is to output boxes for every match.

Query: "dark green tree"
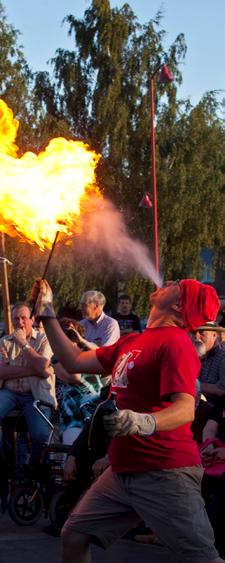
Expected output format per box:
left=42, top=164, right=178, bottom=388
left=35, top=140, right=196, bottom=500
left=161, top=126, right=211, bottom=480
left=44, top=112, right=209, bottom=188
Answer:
left=2, top=0, right=225, bottom=317
left=0, top=2, right=31, bottom=113
left=156, top=92, right=225, bottom=279
left=0, top=1, right=35, bottom=151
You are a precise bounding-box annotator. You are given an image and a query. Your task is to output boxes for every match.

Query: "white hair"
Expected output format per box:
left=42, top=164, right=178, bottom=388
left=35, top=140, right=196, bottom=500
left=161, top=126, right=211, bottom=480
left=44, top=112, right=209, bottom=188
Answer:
left=81, top=291, right=106, bottom=308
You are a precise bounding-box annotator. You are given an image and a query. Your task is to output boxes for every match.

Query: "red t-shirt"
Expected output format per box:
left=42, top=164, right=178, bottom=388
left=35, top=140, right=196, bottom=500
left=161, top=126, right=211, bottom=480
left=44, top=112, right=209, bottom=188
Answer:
left=96, top=327, right=201, bottom=472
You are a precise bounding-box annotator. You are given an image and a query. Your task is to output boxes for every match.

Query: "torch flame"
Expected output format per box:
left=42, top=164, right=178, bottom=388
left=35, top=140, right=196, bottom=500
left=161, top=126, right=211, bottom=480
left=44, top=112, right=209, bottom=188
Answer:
left=0, top=99, right=101, bottom=249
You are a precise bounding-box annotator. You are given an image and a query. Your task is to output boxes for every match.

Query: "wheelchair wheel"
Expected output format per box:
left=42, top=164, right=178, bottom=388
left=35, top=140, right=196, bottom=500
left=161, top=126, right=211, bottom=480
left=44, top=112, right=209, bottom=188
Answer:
left=8, top=484, right=44, bottom=525
left=49, top=489, right=73, bottom=528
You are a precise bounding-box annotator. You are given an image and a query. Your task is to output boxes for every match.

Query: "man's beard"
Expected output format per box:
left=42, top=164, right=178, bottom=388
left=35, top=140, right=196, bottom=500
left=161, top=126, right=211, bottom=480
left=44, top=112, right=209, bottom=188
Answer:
left=192, top=339, right=206, bottom=359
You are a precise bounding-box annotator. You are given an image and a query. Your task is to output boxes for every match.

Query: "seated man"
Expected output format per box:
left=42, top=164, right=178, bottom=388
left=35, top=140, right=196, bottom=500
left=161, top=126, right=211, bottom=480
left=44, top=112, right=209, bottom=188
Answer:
left=195, top=322, right=225, bottom=405
left=112, top=294, right=142, bottom=335
left=0, top=302, right=56, bottom=464
left=80, top=290, right=120, bottom=347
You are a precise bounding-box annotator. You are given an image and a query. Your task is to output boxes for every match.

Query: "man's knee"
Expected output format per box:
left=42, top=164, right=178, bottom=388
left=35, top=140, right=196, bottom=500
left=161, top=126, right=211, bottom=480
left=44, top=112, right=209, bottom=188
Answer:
left=61, top=528, right=91, bottom=551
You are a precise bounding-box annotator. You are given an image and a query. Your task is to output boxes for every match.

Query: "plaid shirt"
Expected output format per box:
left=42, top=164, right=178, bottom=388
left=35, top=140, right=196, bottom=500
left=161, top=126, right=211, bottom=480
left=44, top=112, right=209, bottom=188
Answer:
left=0, top=328, right=53, bottom=394
left=58, top=377, right=98, bottom=433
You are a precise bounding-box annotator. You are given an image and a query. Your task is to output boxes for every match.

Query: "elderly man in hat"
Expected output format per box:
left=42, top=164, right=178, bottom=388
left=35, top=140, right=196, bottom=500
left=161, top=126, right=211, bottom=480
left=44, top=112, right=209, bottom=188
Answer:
left=194, top=321, right=225, bottom=406
left=30, top=277, right=224, bottom=563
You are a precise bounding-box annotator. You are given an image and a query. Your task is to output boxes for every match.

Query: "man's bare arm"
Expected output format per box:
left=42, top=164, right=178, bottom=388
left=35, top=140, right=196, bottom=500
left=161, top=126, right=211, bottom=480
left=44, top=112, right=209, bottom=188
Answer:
left=153, top=393, right=195, bottom=431
left=31, top=279, right=104, bottom=374
left=54, top=363, right=82, bottom=385
left=202, top=419, right=218, bottom=442
left=22, top=346, right=50, bottom=374
left=0, top=364, right=36, bottom=380
left=42, top=318, right=104, bottom=374
left=200, top=382, right=225, bottom=397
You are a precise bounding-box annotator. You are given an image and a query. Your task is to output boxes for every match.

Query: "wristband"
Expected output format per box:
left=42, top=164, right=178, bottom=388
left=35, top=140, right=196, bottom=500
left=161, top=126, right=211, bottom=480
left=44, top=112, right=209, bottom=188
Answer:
left=51, top=355, right=58, bottom=365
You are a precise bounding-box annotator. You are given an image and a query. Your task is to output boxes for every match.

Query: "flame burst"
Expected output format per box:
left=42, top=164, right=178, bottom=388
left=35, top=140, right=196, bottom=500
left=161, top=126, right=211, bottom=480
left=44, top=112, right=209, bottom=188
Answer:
left=0, top=99, right=101, bottom=249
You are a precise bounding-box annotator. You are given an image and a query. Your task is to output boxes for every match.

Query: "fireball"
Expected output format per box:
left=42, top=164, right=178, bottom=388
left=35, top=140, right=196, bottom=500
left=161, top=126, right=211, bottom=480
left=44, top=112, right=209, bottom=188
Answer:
left=0, top=99, right=101, bottom=250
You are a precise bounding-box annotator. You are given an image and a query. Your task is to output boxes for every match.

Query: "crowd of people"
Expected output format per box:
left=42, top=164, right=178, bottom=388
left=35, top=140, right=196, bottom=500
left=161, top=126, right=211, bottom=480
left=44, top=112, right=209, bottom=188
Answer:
left=1, top=280, right=225, bottom=562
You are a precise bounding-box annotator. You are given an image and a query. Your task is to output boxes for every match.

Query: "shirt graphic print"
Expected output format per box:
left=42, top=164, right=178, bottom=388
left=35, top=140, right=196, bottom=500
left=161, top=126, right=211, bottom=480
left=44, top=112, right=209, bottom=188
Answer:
left=113, top=350, right=141, bottom=387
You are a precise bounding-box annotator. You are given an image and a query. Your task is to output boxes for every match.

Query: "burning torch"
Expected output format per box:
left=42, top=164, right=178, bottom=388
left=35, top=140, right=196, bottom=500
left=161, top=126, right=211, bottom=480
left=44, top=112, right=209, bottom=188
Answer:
left=0, top=98, right=101, bottom=322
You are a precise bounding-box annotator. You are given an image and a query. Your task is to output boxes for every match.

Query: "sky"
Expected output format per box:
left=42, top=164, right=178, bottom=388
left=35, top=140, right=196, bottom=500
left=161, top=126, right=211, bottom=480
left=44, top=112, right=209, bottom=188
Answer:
left=2, top=0, right=225, bottom=107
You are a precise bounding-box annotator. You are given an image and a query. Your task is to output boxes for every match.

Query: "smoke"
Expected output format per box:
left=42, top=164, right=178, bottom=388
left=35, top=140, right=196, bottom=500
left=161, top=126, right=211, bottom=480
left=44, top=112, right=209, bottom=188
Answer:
left=78, top=197, right=162, bottom=287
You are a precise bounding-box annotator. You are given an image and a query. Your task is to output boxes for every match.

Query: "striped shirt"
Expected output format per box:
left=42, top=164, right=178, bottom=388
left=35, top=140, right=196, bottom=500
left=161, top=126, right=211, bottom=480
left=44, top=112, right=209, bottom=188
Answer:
left=0, top=328, right=52, bottom=393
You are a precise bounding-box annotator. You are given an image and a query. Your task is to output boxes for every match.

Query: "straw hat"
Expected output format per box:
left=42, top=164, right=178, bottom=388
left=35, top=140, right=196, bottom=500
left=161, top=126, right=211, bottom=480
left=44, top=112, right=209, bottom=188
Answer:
left=196, top=321, right=225, bottom=332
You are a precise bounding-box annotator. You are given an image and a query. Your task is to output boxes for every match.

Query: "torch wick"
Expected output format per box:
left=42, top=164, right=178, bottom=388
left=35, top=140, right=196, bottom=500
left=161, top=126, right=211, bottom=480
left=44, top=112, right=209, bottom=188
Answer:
left=30, top=230, right=59, bottom=318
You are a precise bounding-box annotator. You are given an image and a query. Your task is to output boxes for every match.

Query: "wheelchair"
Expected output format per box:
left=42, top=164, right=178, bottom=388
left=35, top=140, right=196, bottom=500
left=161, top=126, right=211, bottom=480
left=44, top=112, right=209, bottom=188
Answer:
left=5, top=400, right=71, bottom=526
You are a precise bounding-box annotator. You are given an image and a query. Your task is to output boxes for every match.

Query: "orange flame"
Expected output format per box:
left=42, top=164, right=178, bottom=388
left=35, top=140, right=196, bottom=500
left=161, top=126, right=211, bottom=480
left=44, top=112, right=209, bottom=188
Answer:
left=0, top=99, right=101, bottom=249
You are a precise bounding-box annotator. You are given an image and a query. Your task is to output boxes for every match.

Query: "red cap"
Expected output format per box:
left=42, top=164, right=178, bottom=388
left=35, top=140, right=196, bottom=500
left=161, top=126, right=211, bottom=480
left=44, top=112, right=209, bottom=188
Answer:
left=180, top=279, right=220, bottom=331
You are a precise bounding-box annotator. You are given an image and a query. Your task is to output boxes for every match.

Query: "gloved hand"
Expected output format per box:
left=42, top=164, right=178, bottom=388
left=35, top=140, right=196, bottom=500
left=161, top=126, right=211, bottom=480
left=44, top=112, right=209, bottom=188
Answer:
left=103, top=409, right=156, bottom=437
left=29, top=278, right=56, bottom=319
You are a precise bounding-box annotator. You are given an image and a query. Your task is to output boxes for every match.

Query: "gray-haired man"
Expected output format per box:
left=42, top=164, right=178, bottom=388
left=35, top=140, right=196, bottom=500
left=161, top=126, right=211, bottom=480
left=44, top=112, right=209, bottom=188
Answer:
left=80, top=290, right=120, bottom=347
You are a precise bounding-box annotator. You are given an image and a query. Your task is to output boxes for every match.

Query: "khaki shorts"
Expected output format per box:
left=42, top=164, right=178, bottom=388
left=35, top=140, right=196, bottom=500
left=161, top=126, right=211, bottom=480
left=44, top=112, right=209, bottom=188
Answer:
left=62, top=465, right=218, bottom=563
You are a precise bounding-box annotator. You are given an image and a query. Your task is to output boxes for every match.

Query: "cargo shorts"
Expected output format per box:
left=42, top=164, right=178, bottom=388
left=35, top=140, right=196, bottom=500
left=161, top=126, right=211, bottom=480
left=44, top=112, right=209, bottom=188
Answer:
left=62, top=465, right=219, bottom=563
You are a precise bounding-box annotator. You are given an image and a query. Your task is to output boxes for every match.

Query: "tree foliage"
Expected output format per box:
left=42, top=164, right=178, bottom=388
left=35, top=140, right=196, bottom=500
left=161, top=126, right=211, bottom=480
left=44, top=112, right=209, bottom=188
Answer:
left=157, top=93, right=225, bottom=279
left=1, top=1, right=225, bottom=316
left=0, top=3, right=30, bottom=112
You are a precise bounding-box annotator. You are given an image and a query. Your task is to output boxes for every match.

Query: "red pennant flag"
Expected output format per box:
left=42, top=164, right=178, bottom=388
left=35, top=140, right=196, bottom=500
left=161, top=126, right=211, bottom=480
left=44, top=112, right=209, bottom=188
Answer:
left=159, top=64, right=173, bottom=83
left=139, top=192, right=153, bottom=209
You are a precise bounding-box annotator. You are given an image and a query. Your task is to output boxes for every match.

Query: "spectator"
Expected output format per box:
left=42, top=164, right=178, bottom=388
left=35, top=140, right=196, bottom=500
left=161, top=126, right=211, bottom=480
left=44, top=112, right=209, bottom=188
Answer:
left=195, top=322, right=225, bottom=405
left=0, top=302, right=56, bottom=464
left=113, top=294, right=142, bottom=335
left=80, top=290, right=120, bottom=346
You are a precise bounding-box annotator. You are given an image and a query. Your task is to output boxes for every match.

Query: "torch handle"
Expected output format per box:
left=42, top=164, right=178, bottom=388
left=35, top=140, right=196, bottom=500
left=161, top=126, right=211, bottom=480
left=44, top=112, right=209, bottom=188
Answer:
left=30, top=230, right=59, bottom=318
left=41, top=231, right=59, bottom=279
